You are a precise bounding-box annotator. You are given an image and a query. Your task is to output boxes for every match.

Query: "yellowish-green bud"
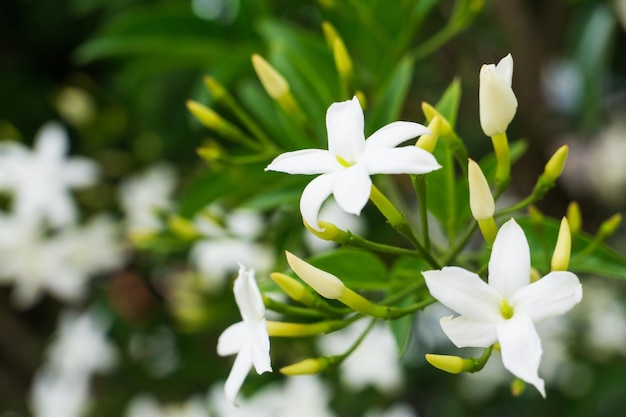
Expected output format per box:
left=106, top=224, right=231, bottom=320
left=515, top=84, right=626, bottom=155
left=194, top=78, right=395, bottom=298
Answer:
left=197, top=141, right=224, bottom=164
left=511, top=378, right=526, bottom=397
left=332, top=37, right=353, bottom=80
left=321, top=21, right=340, bottom=49
left=566, top=201, right=582, bottom=234
left=270, top=272, right=311, bottom=304
left=285, top=251, right=346, bottom=299
left=598, top=213, right=622, bottom=238
left=304, top=220, right=350, bottom=244
left=415, top=115, right=441, bottom=153
left=355, top=91, right=367, bottom=109
left=251, top=54, right=290, bottom=99
left=551, top=217, right=571, bottom=271
left=203, top=76, right=228, bottom=100
left=280, top=357, right=330, bottom=375
left=186, top=100, right=223, bottom=129
left=530, top=267, right=541, bottom=283
left=168, top=215, right=200, bottom=240
left=421, top=102, right=453, bottom=136
left=425, top=354, right=474, bottom=374
left=528, top=205, right=543, bottom=224
left=468, top=159, right=495, bottom=221
left=266, top=320, right=345, bottom=337
left=543, top=145, right=568, bottom=182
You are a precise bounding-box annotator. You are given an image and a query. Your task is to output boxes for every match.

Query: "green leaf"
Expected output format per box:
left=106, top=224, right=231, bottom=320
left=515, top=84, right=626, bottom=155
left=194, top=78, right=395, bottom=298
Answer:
left=366, top=55, right=414, bottom=135
left=435, top=78, right=461, bottom=128
left=307, top=248, right=388, bottom=290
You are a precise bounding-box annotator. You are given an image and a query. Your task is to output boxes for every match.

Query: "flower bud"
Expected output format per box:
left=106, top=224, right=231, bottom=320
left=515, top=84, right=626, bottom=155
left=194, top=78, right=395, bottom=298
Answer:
left=285, top=251, right=345, bottom=299
left=203, top=76, right=228, bottom=101
left=251, top=54, right=290, bottom=99
left=270, top=272, right=312, bottom=305
left=425, top=354, right=474, bottom=374
left=416, top=115, right=440, bottom=153
left=598, top=213, right=622, bottom=238
left=566, top=201, right=582, bottom=234
left=551, top=217, right=571, bottom=271
left=468, top=159, right=494, bottom=221
left=332, top=37, right=353, bottom=81
left=479, top=54, right=517, bottom=137
left=280, top=357, right=330, bottom=375
left=421, top=102, right=453, bottom=136
left=265, top=319, right=346, bottom=337
left=543, top=145, right=568, bottom=183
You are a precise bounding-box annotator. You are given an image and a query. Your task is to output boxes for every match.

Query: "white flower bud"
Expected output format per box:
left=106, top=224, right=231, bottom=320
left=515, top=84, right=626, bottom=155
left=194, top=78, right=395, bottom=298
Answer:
left=479, top=54, right=518, bottom=137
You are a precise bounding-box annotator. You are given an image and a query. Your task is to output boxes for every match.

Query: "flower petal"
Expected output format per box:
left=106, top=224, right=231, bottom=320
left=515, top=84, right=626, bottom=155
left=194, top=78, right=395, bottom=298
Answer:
left=326, top=96, right=365, bottom=164
left=300, top=173, right=334, bottom=231
left=497, top=314, right=546, bottom=397
left=233, top=265, right=265, bottom=325
left=35, top=122, right=68, bottom=160
left=488, top=219, right=530, bottom=299
left=365, top=121, right=430, bottom=150
left=217, top=321, right=247, bottom=356
left=361, top=147, right=441, bottom=175
left=512, top=271, right=582, bottom=323
left=439, top=315, right=497, bottom=348
left=423, top=267, right=501, bottom=321
left=251, top=320, right=272, bottom=374
left=265, top=149, right=339, bottom=175
left=224, top=344, right=252, bottom=404
left=64, top=158, right=99, bottom=187
left=332, top=164, right=371, bottom=216
left=495, top=54, right=514, bottom=87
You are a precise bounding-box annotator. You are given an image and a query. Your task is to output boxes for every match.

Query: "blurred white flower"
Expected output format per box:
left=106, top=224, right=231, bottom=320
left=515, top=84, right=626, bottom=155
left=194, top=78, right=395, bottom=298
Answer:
left=318, top=320, right=403, bottom=393
left=119, top=163, right=177, bottom=234
left=126, top=394, right=209, bottom=417
left=190, top=206, right=272, bottom=290
left=0, top=122, right=98, bottom=227
left=364, top=403, right=419, bottom=417
left=0, top=214, right=124, bottom=308
left=250, top=376, right=336, bottom=417
left=580, top=281, right=626, bottom=358
left=46, top=309, right=117, bottom=377
left=30, top=370, right=89, bottom=417
left=217, top=264, right=271, bottom=404
left=588, top=117, right=626, bottom=206
left=266, top=96, right=439, bottom=231
left=541, top=59, right=583, bottom=115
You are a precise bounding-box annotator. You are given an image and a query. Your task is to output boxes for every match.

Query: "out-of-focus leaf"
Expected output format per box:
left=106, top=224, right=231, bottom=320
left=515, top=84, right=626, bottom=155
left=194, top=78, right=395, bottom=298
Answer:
left=307, top=248, right=388, bottom=290
left=517, top=217, right=626, bottom=279
left=366, top=55, right=414, bottom=135
left=435, top=78, right=461, bottom=128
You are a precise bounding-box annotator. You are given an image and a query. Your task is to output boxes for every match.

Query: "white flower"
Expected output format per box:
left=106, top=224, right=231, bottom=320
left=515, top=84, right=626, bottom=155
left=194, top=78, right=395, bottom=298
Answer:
left=119, top=163, right=177, bottom=234
left=423, top=219, right=582, bottom=396
left=46, top=309, right=117, bottom=377
left=318, top=320, right=402, bottom=393
left=217, top=264, right=272, bottom=404
left=126, top=394, right=209, bottom=417
left=265, top=96, right=440, bottom=231
left=479, top=54, right=518, bottom=137
left=0, top=122, right=98, bottom=226
left=30, top=370, right=89, bottom=417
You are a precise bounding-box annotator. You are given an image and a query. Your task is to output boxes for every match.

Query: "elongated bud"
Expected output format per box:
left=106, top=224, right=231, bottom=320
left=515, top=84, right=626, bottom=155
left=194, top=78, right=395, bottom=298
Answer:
left=567, top=201, right=582, bottom=234
left=251, top=54, right=290, bottom=99
left=543, top=145, right=568, bottom=183
left=468, top=159, right=494, bottom=220
left=479, top=54, right=517, bottom=137
left=416, top=115, right=440, bottom=153
left=551, top=217, right=571, bottom=271
left=332, top=37, right=353, bottom=80
left=425, top=354, right=475, bottom=374
left=187, top=100, right=222, bottom=128
left=266, top=320, right=346, bottom=337
left=197, top=140, right=224, bottom=164
left=421, top=102, right=452, bottom=136
left=203, top=76, right=228, bottom=100
left=285, top=251, right=345, bottom=299
left=321, top=21, right=339, bottom=48
left=598, top=213, right=622, bottom=238
left=270, top=272, right=314, bottom=305
left=280, top=357, right=331, bottom=375
left=304, top=220, right=350, bottom=244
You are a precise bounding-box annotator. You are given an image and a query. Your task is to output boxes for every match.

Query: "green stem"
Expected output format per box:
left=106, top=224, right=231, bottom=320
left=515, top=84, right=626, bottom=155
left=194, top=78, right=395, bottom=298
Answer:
left=412, top=174, right=431, bottom=251
left=344, top=233, right=428, bottom=258
left=442, top=222, right=479, bottom=265
left=263, top=295, right=337, bottom=319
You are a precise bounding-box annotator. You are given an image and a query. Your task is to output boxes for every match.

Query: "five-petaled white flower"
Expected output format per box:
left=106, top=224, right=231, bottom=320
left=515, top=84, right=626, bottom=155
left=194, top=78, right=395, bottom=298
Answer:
left=0, top=122, right=98, bottom=227
left=217, top=264, right=272, bottom=404
left=265, top=96, right=441, bottom=231
left=423, top=218, right=582, bottom=396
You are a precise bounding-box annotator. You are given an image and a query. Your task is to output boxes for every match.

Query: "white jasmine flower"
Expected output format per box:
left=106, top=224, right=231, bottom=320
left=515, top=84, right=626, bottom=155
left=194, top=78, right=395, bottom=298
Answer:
left=364, top=403, right=419, bottom=417
left=265, top=96, right=440, bottom=231
left=423, top=219, right=582, bottom=397
left=217, top=264, right=271, bottom=404
left=0, top=122, right=98, bottom=226
left=119, top=163, right=177, bottom=234
left=46, top=309, right=117, bottom=377
left=30, top=370, right=89, bottom=417
left=479, top=54, right=518, bottom=137
left=190, top=206, right=272, bottom=290
left=248, top=376, right=336, bottom=417
left=318, top=320, right=402, bottom=393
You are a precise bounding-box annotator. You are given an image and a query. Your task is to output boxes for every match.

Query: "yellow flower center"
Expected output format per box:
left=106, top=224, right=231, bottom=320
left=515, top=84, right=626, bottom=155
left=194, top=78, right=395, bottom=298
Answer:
left=335, top=155, right=352, bottom=168
left=500, top=299, right=514, bottom=320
